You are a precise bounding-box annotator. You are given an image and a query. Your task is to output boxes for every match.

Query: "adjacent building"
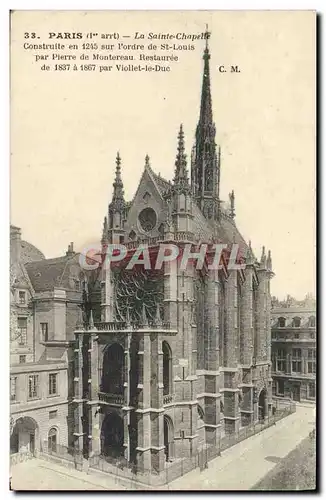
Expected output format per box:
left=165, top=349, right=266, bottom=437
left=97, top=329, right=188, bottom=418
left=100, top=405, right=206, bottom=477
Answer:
left=10, top=225, right=80, bottom=456
left=271, top=295, right=316, bottom=403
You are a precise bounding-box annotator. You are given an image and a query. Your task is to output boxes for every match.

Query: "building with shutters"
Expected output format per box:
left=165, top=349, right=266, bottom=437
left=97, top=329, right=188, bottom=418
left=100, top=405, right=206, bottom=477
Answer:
left=271, top=295, right=316, bottom=403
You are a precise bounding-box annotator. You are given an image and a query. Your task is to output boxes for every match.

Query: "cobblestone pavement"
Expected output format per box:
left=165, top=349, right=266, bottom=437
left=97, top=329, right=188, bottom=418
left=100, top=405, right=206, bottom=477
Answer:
left=10, top=404, right=315, bottom=491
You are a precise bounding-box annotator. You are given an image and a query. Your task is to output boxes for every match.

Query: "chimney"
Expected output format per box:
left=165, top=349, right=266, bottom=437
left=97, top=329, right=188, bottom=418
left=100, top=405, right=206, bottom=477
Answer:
left=10, top=225, right=21, bottom=264
left=66, top=242, right=75, bottom=257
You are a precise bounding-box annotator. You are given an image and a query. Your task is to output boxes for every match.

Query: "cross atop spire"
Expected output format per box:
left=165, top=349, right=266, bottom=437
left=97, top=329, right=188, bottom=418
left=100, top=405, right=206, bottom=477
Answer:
left=204, top=23, right=210, bottom=56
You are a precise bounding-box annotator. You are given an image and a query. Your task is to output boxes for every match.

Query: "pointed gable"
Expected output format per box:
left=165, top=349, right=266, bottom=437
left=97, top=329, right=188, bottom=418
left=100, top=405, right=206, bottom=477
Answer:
left=124, top=158, right=169, bottom=242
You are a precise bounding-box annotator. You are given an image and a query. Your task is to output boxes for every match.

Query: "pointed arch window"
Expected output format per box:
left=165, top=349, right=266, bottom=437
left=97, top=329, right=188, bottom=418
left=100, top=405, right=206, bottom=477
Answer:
left=101, top=343, right=124, bottom=395
left=163, top=341, right=172, bottom=396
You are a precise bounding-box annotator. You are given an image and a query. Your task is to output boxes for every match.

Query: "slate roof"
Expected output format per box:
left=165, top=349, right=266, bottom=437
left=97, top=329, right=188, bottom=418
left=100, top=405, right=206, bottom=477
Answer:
left=25, top=253, right=82, bottom=292
left=146, top=164, right=171, bottom=195
left=191, top=202, right=249, bottom=257
left=143, top=166, right=250, bottom=256
left=20, top=240, right=45, bottom=264
left=192, top=203, right=214, bottom=241
left=217, top=212, right=249, bottom=255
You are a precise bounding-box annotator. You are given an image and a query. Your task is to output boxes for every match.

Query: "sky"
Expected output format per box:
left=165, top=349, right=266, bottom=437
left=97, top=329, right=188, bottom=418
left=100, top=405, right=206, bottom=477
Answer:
left=10, top=10, right=316, bottom=300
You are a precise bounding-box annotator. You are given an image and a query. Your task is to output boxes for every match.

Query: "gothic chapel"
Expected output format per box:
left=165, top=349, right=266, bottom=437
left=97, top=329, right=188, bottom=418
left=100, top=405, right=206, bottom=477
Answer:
left=73, top=36, right=274, bottom=474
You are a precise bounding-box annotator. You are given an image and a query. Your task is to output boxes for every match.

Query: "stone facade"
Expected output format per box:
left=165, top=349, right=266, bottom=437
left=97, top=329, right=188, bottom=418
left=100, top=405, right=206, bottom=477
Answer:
left=271, top=295, right=316, bottom=403
left=10, top=226, right=78, bottom=455
left=73, top=38, right=274, bottom=476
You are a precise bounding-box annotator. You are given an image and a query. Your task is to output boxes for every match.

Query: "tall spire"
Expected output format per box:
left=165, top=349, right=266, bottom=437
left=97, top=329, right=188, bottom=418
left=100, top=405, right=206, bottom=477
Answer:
left=173, top=124, right=190, bottom=191
left=111, top=152, right=125, bottom=210
left=108, top=152, right=126, bottom=237
left=191, top=26, right=220, bottom=221
left=199, top=24, right=213, bottom=128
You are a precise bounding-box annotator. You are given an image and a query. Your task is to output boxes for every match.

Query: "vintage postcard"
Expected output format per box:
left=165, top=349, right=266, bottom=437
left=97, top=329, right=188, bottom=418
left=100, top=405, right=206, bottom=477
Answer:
left=10, top=10, right=316, bottom=491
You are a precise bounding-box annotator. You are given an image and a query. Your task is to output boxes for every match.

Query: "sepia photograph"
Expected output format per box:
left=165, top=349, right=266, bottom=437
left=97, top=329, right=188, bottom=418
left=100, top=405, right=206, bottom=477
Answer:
left=9, top=10, right=316, bottom=491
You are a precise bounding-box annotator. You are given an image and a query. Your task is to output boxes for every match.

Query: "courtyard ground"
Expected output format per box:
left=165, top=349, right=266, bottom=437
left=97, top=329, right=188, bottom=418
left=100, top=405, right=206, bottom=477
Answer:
left=169, top=403, right=315, bottom=491
left=10, top=458, right=126, bottom=491
left=252, top=434, right=316, bottom=491
left=10, top=403, right=315, bottom=491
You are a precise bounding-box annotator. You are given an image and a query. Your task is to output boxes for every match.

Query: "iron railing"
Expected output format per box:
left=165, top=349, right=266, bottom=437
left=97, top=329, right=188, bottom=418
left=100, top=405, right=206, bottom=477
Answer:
left=163, top=394, right=173, bottom=405
left=35, top=403, right=296, bottom=488
left=94, top=320, right=172, bottom=331
left=98, top=392, right=124, bottom=405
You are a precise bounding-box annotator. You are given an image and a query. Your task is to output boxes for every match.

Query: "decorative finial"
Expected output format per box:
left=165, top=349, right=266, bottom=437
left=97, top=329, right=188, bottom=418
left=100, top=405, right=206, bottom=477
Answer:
left=229, top=190, right=235, bottom=219
left=247, top=240, right=255, bottom=264
left=267, top=249, right=272, bottom=271
left=76, top=305, right=84, bottom=330
left=109, top=152, right=125, bottom=216
left=173, top=124, right=190, bottom=190
left=145, top=154, right=150, bottom=168
left=260, top=246, right=267, bottom=267
left=101, top=216, right=108, bottom=244
left=125, top=306, right=131, bottom=325
left=89, top=309, right=95, bottom=329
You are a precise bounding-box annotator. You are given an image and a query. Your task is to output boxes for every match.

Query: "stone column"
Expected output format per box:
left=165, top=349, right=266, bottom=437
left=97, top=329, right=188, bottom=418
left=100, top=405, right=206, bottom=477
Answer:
left=89, top=331, right=100, bottom=456
left=164, top=258, right=177, bottom=329
left=136, top=333, right=151, bottom=471
left=224, top=271, right=238, bottom=367
left=101, top=261, right=114, bottom=322
left=256, top=270, right=268, bottom=362
left=122, top=332, right=131, bottom=462
left=207, top=269, right=220, bottom=371
left=222, top=271, right=240, bottom=434
left=241, top=266, right=254, bottom=366
left=239, top=266, right=254, bottom=426
left=73, top=331, right=85, bottom=455
left=150, top=334, right=165, bottom=473
left=202, top=269, right=221, bottom=445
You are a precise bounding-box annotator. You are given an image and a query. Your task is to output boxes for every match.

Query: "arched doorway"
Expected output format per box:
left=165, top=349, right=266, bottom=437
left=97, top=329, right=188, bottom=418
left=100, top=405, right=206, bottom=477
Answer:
left=10, top=416, right=38, bottom=455
left=258, top=388, right=267, bottom=421
left=162, top=341, right=172, bottom=396
left=101, top=412, right=124, bottom=458
left=101, top=343, right=124, bottom=395
left=48, top=427, right=58, bottom=453
left=163, top=415, right=174, bottom=462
